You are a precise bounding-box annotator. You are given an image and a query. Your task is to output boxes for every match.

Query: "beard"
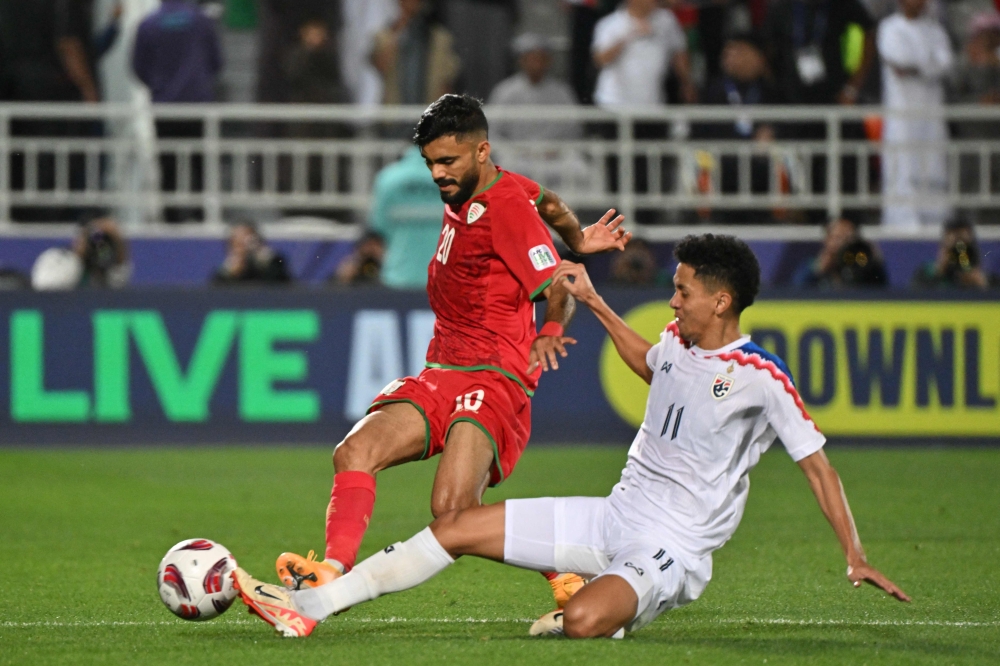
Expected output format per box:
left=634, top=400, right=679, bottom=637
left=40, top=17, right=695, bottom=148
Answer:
left=435, top=167, right=480, bottom=205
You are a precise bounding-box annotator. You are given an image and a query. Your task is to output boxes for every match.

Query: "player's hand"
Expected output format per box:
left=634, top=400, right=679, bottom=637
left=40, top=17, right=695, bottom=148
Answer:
left=578, top=209, right=631, bottom=254
left=528, top=334, right=577, bottom=374
left=846, top=562, right=911, bottom=602
left=554, top=261, right=598, bottom=304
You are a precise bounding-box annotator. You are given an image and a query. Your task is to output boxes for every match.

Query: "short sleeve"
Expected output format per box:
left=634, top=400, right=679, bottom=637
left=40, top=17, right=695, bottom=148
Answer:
left=645, top=332, right=667, bottom=372
left=663, top=13, right=687, bottom=55
left=592, top=14, right=627, bottom=54
left=491, top=192, right=560, bottom=301
left=765, top=377, right=826, bottom=462
left=503, top=169, right=544, bottom=207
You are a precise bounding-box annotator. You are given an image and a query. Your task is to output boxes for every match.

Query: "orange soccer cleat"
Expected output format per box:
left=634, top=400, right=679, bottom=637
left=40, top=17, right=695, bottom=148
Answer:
left=231, top=567, right=317, bottom=638
left=276, top=550, right=343, bottom=590
left=548, top=573, right=586, bottom=609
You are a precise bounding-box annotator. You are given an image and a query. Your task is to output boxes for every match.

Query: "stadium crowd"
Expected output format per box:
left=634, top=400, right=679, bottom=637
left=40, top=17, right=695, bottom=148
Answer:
left=1, top=0, right=998, bottom=291
left=2, top=1, right=997, bottom=118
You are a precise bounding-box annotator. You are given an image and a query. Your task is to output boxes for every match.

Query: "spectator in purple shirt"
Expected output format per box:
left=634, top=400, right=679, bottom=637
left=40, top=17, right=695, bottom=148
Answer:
left=132, top=0, right=222, bottom=103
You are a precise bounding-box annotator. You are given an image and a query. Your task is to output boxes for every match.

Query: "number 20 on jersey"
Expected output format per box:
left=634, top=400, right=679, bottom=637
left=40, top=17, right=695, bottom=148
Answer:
left=436, top=226, right=456, bottom=265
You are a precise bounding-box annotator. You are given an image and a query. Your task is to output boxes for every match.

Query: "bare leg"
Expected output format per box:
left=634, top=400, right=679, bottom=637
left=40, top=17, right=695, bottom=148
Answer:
left=324, top=403, right=427, bottom=570
left=560, top=575, right=638, bottom=638
left=430, top=502, right=507, bottom=561
left=333, top=402, right=427, bottom=474
left=429, top=421, right=495, bottom=517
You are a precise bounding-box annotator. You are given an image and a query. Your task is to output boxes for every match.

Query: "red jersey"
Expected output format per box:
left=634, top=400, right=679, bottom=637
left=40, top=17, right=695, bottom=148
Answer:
left=424, top=168, right=558, bottom=396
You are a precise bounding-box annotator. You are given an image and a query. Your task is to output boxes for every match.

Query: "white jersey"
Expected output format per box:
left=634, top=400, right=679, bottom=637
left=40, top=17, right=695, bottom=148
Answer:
left=608, top=322, right=826, bottom=567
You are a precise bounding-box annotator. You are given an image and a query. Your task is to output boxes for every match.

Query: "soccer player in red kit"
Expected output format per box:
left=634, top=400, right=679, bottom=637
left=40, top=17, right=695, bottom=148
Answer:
left=273, top=95, right=629, bottom=607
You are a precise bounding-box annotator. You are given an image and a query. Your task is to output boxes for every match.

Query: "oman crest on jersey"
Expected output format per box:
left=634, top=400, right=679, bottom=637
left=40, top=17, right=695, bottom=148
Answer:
left=712, top=373, right=735, bottom=399
left=467, top=201, right=487, bottom=224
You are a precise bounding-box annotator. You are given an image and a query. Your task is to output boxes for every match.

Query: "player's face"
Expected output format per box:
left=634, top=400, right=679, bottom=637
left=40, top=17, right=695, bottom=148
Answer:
left=421, top=135, right=484, bottom=206
left=669, top=263, right=724, bottom=344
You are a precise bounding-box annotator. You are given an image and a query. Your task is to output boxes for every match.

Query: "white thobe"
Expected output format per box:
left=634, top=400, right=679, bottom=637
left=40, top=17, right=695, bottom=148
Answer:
left=877, top=12, right=954, bottom=232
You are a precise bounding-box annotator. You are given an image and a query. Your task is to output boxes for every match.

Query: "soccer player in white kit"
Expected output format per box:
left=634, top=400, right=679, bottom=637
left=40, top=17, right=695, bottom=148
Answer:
left=233, top=234, right=910, bottom=639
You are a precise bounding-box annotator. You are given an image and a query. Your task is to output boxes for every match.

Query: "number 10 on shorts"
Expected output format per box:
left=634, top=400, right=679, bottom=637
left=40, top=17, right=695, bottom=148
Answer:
left=454, top=390, right=485, bottom=414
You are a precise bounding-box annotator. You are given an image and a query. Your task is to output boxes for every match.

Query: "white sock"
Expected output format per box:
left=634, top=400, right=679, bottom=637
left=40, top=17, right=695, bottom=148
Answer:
left=294, top=527, right=454, bottom=622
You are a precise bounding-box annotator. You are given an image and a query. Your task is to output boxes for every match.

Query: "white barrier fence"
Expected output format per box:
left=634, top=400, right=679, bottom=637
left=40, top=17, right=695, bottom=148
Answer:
left=0, top=103, right=998, bottom=235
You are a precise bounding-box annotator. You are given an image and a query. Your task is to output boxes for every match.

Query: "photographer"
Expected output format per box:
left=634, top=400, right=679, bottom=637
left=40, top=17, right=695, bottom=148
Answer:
left=332, top=231, right=385, bottom=285
left=31, top=216, right=132, bottom=290
left=794, top=215, right=888, bottom=289
left=912, top=218, right=994, bottom=289
left=213, top=222, right=291, bottom=285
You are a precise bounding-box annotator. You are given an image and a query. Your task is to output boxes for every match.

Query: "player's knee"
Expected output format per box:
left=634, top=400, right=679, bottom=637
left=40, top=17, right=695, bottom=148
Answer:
left=561, top=603, right=607, bottom=639
left=333, top=432, right=377, bottom=472
left=430, top=488, right=478, bottom=518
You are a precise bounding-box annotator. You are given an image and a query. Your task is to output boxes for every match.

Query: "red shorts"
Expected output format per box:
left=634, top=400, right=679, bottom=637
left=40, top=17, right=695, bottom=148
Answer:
left=367, top=368, right=531, bottom=486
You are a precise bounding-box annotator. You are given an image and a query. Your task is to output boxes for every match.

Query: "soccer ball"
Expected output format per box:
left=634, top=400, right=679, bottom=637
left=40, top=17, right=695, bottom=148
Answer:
left=157, top=538, right=238, bottom=621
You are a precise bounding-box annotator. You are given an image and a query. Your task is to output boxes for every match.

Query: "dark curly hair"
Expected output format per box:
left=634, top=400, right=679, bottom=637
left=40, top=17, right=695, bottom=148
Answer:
left=413, top=94, right=489, bottom=147
left=674, top=234, right=760, bottom=313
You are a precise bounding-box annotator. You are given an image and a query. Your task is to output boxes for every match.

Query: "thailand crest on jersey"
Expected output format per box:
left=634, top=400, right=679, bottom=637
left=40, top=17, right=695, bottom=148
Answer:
left=712, top=374, right=735, bottom=399
left=467, top=201, right=487, bottom=224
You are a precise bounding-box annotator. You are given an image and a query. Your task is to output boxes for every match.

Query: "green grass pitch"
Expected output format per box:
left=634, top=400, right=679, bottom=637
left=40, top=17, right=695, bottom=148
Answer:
left=1, top=445, right=998, bottom=665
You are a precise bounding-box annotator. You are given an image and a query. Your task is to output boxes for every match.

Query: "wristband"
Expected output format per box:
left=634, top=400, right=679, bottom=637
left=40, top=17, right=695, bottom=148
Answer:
left=538, top=322, right=564, bottom=338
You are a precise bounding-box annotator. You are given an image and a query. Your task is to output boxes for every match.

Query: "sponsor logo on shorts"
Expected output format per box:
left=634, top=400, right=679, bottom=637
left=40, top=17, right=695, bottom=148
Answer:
left=712, top=374, right=735, bottom=399
left=467, top=201, right=486, bottom=224
left=380, top=379, right=405, bottom=396
left=623, top=562, right=645, bottom=577
left=529, top=245, right=557, bottom=271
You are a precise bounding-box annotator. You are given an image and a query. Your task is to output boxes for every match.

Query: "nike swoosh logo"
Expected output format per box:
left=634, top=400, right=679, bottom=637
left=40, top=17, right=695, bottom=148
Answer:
left=255, top=585, right=282, bottom=600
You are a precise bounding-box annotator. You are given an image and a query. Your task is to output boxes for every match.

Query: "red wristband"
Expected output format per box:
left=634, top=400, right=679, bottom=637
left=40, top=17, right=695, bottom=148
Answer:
left=538, top=322, right=564, bottom=338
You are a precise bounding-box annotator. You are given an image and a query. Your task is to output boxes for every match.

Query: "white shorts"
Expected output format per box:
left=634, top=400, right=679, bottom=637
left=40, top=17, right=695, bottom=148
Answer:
left=503, top=496, right=709, bottom=632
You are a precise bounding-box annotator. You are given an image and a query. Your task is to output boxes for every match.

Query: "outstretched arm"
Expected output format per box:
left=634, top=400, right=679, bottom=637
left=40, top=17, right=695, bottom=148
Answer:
left=797, top=450, right=910, bottom=602
left=553, top=261, right=653, bottom=384
left=537, top=189, right=631, bottom=255
left=527, top=277, right=577, bottom=374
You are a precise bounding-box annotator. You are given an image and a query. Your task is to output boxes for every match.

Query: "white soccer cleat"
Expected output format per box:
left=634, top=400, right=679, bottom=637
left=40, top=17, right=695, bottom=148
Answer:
left=529, top=610, right=625, bottom=639
left=231, top=567, right=317, bottom=638
left=529, top=610, right=565, bottom=636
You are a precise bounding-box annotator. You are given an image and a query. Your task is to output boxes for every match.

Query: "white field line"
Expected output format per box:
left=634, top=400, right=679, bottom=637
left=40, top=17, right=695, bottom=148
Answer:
left=2, top=617, right=998, bottom=629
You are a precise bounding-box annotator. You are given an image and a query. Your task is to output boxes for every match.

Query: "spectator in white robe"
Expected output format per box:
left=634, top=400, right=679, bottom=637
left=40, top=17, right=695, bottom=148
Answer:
left=488, top=34, right=590, bottom=192
left=877, top=0, right=954, bottom=232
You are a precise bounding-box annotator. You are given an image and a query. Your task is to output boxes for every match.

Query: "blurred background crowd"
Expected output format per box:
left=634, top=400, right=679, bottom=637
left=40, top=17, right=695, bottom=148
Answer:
left=1, top=0, right=998, bottom=292
left=2, top=1, right=997, bottom=121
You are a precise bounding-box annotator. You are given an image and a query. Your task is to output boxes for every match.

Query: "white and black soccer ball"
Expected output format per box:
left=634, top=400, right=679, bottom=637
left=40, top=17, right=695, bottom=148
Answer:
left=157, top=539, right=238, bottom=621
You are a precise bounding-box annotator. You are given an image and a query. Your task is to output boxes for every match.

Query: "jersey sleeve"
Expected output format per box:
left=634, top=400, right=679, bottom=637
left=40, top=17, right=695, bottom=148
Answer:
left=491, top=193, right=560, bottom=301
left=764, top=377, right=826, bottom=462
left=645, top=331, right=669, bottom=372
left=503, top=170, right=544, bottom=207
left=592, top=14, right=626, bottom=54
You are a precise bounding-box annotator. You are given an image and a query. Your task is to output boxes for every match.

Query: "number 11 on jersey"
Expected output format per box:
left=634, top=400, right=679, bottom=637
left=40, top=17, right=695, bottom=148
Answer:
left=660, top=403, right=684, bottom=440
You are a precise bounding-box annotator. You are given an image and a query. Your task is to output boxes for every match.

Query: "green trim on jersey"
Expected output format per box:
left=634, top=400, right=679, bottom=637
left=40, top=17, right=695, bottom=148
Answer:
left=530, top=277, right=553, bottom=302
left=534, top=185, right=545, bottom=206
left=367, top=399, right=431, bottom=459
left=424, top=362, right=534, bottom=397
left=473, top=170, right=504, bottom=196
left=446, top=416, right=504, bottom=486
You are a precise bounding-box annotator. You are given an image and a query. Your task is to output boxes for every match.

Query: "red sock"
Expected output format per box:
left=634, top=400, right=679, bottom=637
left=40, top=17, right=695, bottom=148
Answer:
left=541, top=571, right=559, bottom=582
left=325, top=471, right=376, bottom=572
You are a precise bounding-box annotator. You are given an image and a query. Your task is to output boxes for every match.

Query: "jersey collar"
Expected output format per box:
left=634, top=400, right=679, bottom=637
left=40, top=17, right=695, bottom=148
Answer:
left=692, top=334, right=751, bottom=357
left=445, top=170, right=504, bottom=218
